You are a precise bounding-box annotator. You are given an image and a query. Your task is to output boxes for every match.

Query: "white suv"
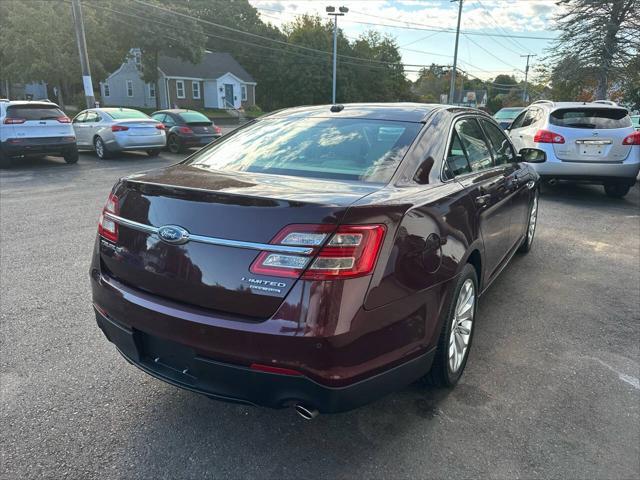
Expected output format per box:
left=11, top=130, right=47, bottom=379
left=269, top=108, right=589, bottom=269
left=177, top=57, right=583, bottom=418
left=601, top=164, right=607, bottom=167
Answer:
left=508, top=100, right=640, bottom=198
left=0, top=100, right=78, bottom=167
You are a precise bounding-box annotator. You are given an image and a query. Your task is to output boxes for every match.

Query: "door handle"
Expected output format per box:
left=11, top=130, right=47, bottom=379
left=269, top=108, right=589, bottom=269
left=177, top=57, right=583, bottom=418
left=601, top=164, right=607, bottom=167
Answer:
left=475, top=194, right=492, bottom=207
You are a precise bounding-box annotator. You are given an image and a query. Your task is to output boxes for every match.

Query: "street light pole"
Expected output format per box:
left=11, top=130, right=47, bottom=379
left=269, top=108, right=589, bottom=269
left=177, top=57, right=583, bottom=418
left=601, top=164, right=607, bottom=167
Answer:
left=326, top=6, right=348, bottom=104
left=448, top=0, right=463, bottom=105
left=71, top=0, right=95, bottom=109
left=520, top=54, right=536, bottom=104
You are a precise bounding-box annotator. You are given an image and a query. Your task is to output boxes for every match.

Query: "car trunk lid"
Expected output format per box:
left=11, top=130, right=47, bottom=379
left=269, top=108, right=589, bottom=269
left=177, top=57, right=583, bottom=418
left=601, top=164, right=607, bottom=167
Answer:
left=99, top=165, right=379, bottom=318
left=549, top=107, right=633, bottom=162
left=115, top=119, right=162, bottom=136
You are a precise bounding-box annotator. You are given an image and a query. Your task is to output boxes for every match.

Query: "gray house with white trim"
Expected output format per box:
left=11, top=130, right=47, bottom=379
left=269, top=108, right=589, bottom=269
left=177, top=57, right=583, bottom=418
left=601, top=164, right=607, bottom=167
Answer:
left=100, top=50, right=257, bottom=110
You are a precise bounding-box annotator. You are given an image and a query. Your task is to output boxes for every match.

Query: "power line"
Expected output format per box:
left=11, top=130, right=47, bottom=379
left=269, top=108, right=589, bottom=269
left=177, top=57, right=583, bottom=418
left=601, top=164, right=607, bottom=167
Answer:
left=474, top=0, right=532, bottom=54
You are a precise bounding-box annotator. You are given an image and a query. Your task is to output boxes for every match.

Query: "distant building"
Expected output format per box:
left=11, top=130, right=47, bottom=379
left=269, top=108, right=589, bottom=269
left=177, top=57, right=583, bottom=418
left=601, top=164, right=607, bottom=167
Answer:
left=0, top=80, right=48, bottom=100
left=100, top=49, right=257, bottom=110
left=454, top=90, right=488, bottom=108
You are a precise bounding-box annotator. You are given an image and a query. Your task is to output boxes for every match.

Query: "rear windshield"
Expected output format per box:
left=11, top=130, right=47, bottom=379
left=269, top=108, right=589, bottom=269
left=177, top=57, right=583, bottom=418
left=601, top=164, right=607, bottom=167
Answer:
left=550, top=108, right=631, bottom=129
left=179, top=111, right=211, bottom=124
left=103, top=109, right=149, bottom=120
left=494, top=108, right=522, bottom=120
left=7, top=105, right=64, bottom=120
left=632, top=116, right=640, bottom=128
left=186, top=117, right=421, bottom=183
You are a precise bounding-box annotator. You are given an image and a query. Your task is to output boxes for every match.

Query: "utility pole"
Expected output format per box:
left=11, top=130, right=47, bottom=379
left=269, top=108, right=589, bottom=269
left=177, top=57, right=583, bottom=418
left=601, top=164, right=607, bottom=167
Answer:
left=326, top=6, right=348, bottom=104
left=71, top=0, right=95, bottom=109
left=521, top=54, right=536, bottom=104
left=448, top=0, right=463, bottom=104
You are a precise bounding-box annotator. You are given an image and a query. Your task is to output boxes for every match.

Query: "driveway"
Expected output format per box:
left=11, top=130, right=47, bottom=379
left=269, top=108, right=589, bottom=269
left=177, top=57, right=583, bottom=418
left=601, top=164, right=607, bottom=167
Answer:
left=1, top=152, right=638, bottom=479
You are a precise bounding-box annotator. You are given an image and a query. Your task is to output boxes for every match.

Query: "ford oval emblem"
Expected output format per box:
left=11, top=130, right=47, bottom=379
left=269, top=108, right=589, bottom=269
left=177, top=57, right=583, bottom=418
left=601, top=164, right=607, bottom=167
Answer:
left=157, top=225, right=189, bottom=245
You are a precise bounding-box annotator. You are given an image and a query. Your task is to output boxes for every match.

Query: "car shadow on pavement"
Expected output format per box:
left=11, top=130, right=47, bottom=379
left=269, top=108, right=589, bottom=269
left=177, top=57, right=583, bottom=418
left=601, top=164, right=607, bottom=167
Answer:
left=539, top=181, right=639, bottom=207
left=116, top=377, right=457, bottom=477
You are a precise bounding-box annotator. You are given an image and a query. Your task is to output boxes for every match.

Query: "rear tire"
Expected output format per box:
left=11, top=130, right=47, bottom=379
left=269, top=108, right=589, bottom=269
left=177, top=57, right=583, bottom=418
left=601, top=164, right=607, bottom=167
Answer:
left=63, top=147, right=79, bottom=164
left=518, top=189, right=538, bottom=253
left=425, top=263, right=478, bottom=387
left=94, top=137, right=110, bottom=160
left=147, top=149, right=161, bottom=157
left=167, top=135, right=183, bottom=154
left=604, top=182, right=631, bottom=198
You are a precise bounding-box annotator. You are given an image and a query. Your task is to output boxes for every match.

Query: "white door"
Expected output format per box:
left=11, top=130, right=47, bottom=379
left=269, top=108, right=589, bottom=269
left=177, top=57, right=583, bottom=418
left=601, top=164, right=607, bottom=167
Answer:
left=203, top=81, right=218, bottom=109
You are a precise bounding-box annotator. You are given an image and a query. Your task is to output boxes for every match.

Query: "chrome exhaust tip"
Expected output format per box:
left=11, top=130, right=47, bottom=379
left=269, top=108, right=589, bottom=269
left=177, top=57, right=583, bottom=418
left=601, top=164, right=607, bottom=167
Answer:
left=294, top=404, right=319, bottom=420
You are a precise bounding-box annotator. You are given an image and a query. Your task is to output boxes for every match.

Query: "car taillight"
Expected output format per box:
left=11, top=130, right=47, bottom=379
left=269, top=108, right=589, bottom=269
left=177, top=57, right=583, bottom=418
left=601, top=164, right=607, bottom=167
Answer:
left=534, top=129, right=565, bottom=144
left=179, top=126, right=193, bottom=134
left=3, top=117, right=25, bottom=124
left=213, top=125, right=222, bottom=134
left=98, top=193, right=119, bottom=242
left=250, top=224, right=386, bottom=280
left=111, top=125, right=129, bottom=132
left=56, top=116, right=71, bottom=123
left=155, top=123, right=165, bottom=130
left=622, top=131, right=640, bottom=145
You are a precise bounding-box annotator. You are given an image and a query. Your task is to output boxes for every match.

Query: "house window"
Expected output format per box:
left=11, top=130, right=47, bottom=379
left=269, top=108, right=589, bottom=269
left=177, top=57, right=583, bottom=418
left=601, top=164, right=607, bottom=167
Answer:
left=103, top=84, right=110, bottom=97
left=148, top=83, right=156, bottom=98
left=241, top=85, right=247, bottom=101
left=192, top=81, right=200, bottom=100
left=176, top=80, right=185, bottom=99
left=126, top=80, right=133, bottom=97
left=134, top=51, right=141, bottom=65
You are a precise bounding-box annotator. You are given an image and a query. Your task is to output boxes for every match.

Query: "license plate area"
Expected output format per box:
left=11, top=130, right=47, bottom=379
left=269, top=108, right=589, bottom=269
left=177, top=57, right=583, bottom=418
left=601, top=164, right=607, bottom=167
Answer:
left=138, top=332, right=198, bottom=382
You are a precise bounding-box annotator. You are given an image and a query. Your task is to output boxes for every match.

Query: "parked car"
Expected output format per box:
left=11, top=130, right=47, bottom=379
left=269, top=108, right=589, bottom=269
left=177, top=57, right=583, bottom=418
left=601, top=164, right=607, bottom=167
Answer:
left=151, top=109, right=222, bottom=153
left=90, top=103, right=544, bottom=417
left=507, top=100, right=640, bottom=198
left=0, top=99, right=77, bottom=167
left=72, top=107, right=166, bottom=159
left=494, top=107, right=524, bottom=129
left=631, top=114, right=640, bottom=131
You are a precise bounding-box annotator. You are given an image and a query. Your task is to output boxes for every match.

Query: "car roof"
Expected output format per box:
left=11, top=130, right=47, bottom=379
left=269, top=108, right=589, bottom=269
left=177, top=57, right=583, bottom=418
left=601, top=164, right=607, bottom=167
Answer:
left=264, top=103, right=444, bottom=123
left=3, top=100, right=59, bottom=107
left=154, top=109, right=199, bottom=114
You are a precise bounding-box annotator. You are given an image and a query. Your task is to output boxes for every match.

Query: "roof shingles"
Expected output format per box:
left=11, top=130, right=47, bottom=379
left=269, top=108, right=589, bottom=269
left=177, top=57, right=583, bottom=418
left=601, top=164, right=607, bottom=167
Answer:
left=158, top=52, right=255, bottom=83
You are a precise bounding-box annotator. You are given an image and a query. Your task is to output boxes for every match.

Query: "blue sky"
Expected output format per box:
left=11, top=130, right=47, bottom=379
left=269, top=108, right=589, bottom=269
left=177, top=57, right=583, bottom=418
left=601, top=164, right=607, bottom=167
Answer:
left=249, top=0, right=561, bottom=81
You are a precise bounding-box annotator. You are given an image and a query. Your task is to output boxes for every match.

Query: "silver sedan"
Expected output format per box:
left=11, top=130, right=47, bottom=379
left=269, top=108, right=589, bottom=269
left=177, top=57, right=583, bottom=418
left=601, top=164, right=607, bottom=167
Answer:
left=72, top=107, right=166, bottom=159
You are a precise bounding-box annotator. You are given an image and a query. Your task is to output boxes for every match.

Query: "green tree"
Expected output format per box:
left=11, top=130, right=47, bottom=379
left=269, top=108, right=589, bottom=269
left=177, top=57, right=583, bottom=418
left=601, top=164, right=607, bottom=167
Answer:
left=0, top=0, right=128, bottom=107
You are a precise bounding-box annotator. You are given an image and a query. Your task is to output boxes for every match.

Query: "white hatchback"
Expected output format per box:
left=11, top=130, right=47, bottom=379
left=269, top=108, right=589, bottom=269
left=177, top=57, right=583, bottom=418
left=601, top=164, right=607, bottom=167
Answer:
left=508, top=100, right=640, bottom=197
left=0, top=100, right=78, bottom=167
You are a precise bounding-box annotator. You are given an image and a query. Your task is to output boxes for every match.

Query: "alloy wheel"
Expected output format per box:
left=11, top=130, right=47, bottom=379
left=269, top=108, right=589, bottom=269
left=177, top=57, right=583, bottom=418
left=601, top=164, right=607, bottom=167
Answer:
left=168, top=136, right=180, bottom=154
left=448, top=279, right=475, bottom=373
left=528, top=192, right=538, bottom=244
left=95, top=138, right=105, bottom=159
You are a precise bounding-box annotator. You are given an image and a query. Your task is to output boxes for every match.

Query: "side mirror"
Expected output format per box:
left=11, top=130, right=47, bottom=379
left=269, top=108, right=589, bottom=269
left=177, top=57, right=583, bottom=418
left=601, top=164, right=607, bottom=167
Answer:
left=518, top=148, right=546, bottom=163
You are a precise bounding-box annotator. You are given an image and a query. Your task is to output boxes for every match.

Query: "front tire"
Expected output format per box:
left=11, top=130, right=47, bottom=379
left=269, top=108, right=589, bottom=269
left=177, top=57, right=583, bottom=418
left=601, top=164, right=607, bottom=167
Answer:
left=604, top=182, right=631, bottom=198
left=63, top=147, right=79, bottom=164
left=426, top=263, right=478, bottom=387
left=0, top=149, right=11, bottom=168
left=518, top=189, right=538, bottom=253
left=93, top=137, right=110, bottom=160
left=167, top=135, right=183, bottom=154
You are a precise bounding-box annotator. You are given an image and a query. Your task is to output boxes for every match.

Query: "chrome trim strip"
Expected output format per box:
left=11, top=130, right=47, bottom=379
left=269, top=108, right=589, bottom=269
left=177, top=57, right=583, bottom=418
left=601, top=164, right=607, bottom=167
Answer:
left=103, top=213, right=314, bottom=255
left=575, top=140, right=611, bottom=145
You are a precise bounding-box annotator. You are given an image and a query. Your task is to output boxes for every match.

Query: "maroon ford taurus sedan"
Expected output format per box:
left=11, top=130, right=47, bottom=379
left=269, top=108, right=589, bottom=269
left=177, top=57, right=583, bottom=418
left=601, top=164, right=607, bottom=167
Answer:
left=90, top=103, right=545, bottom=418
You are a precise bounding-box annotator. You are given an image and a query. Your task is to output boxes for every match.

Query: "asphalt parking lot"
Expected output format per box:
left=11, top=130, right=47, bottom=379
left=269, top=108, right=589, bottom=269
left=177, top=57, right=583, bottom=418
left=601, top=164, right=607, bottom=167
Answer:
left=1, top=151, right=639, bottom=479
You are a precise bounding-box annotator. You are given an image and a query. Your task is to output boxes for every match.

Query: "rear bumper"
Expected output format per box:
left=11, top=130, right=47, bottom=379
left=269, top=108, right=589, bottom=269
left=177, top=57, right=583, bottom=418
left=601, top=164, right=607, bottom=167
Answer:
left=1, top=137, right=76, bottom=156
left=95, top=307, right=435, bottom=413
left=106, top=134, right=166, bottom=151
left=180, top=134, right=220, bottom=147
left=529, top=147, right=640, bottom=182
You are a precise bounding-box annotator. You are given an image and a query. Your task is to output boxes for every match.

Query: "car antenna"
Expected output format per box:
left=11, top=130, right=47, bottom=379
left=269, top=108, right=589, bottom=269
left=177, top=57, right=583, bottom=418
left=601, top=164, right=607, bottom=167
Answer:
left=330, top=104, right=344, bottom=113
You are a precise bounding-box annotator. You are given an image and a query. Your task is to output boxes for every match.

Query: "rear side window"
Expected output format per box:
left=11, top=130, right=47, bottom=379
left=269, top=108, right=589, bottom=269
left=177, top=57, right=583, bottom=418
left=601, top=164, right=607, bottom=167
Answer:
left=180, top=111, right=210, bottom=124
left=104, top=109, right=149, bottom=120
left=455, top=118, right=493, bottom=172
left=445, top=131, right=471, bottom=177
left=481, top=120, right=515, bottom=165
left=187, top=117, right=421, bottom=183
left=7, top=105, right=64, bottom=120
left=550, top=108, right=631, bottom=129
